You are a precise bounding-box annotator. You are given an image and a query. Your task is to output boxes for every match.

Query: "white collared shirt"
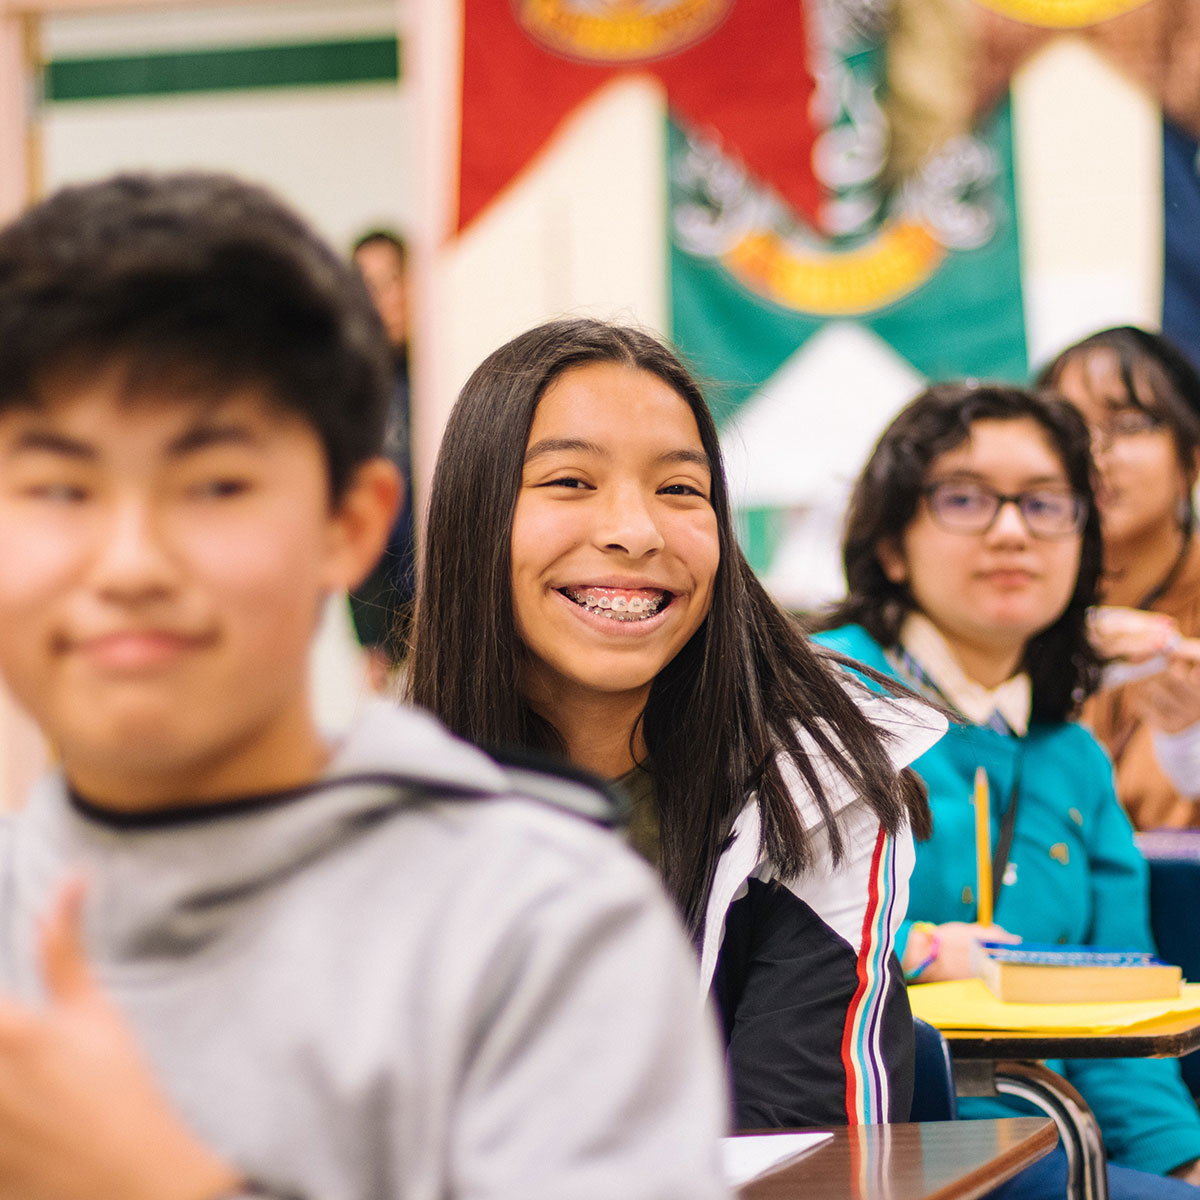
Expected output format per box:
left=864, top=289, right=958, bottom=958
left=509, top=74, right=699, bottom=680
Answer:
left=898, top=612, right=1031, bottom=736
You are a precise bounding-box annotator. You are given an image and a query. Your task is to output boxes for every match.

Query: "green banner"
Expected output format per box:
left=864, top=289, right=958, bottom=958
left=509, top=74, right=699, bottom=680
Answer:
left=669, top=99, right=1027, bottom=592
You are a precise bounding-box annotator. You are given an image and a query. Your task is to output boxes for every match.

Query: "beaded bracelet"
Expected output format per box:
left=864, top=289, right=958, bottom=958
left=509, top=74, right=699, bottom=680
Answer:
left=904, top=921, right=941, bottom=983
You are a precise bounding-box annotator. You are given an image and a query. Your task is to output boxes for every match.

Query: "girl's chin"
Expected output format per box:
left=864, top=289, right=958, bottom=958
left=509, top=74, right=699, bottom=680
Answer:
left=976, top=612, right=1059, bottom=645
left=1097, top=507, right=1166, bottom=549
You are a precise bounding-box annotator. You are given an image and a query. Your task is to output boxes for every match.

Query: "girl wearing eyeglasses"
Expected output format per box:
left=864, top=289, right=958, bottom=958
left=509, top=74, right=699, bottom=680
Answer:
left=1040, top=327, right=1200, bottom=832
left=815, top=383, right=1200, bottom=1195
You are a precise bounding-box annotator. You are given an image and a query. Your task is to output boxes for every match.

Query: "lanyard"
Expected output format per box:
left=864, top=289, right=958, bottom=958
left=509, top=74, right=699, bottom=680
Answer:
left=986, top=755, right=1023, bottom=911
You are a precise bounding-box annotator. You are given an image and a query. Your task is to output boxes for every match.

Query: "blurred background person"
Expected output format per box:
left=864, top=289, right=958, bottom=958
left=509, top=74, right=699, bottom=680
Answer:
left=351, top=229, right=415, bottom=678
left=816, top=382, right=1200, bottom=1197
left=1040, top=327, right=1200, bottom=829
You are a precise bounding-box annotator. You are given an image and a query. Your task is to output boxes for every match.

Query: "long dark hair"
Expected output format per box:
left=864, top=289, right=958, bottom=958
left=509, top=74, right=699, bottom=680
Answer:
left=1038, top=325, right=1200, bottom=536
left=409, top=318, right=930, bottom=933
left=821, top=382, right=1104, bottom=722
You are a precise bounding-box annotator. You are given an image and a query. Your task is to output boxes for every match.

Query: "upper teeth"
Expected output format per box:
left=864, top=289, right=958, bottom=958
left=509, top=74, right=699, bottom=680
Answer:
left=565, top=589, right=666, bottom=621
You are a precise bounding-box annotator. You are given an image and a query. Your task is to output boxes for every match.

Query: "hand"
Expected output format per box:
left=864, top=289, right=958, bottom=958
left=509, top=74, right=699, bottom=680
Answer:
left=0, top=876, right=240, bottom=1200
left=1087, top=606, right=1179, bottom=662
left=1128, top=645, right=1200, bottom=734
left=905, top=922, right=1020, bottom=983
left=1170, top=1156, right=1200, bottom=1186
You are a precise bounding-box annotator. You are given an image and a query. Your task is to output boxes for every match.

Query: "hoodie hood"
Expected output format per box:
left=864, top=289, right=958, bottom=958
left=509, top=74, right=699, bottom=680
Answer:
left=3, top=702, right=506, bottom=987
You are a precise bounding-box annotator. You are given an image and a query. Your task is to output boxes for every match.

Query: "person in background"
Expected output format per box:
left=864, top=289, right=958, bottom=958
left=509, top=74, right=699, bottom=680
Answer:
left=816, top=382, right=1200, bottom=1199
left=0, top=174, right=732, bottom=1200
left=409, top=317, right=946, bottom=1130
left=351, top=229, right=415, bottom=674
left=1040, top=327, right=1200, bottom=828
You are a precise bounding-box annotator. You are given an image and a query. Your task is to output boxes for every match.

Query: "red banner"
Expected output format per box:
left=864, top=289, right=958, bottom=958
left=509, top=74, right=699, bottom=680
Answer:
left=459, top=0, right=819, bottom=231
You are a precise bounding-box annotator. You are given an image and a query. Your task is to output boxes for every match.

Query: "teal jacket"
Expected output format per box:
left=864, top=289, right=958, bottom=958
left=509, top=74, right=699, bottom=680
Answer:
left=816, top=624, right=1200, bottom=1176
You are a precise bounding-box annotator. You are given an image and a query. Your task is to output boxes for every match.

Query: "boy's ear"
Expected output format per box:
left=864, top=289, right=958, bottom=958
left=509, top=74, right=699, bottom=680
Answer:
left=323, top=457, right=404, bottom=592
left=876, top=537, right=908, bottom=585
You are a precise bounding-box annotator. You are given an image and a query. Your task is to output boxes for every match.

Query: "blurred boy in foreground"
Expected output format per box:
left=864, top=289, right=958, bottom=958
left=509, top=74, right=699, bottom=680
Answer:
left=0, top=172, right=729, bottom=1200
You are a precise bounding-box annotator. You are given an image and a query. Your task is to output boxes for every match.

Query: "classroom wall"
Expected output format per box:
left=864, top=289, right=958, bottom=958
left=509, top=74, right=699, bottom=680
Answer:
left=6, top=7, right=1176, bottom=569
left=38, top=0, right=414, bottom=251
left=0, top=6, right=1176, bottom=798
left=428, top=26, right=1162, bottom=608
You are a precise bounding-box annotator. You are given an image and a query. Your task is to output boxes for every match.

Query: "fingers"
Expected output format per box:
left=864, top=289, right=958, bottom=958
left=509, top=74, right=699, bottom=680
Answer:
left=1130, top=668, right=1200, bottom=734
left=1170, top=638, right=1200, bottom=666
left=1088, top=606, right=1179, bottom=661
left=37, top=876, right=96, bottom=1008
left=980, top=924, right=1021, bottom=944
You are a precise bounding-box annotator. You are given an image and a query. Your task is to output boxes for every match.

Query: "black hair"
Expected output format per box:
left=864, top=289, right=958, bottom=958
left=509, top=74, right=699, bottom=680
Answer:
left=820, top=382, right=1104, bottom=722
left=0, top=172, right=391, bottom=501
left=409, top=317, right=930, bottom=933
left=1037, top=325, right=1200, bottom=536
left=353, top=228, right=407, bottom=264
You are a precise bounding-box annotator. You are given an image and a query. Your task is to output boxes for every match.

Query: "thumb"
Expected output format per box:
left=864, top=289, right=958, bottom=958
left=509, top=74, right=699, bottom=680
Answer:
left=982, top=924, right=1021, bottom=944
left=38, top=874, right=98, bottom=1007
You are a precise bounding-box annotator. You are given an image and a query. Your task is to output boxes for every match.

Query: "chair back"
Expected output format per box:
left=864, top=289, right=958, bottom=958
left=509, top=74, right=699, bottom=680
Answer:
left=910, top=1017, right=958, bottom=1122
left=1147, top=855, right=1200, bottom=1095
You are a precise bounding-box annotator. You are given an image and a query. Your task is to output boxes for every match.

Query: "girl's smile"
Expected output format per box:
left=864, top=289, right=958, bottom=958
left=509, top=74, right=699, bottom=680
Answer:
left=510, top=360, right=720, bottom=727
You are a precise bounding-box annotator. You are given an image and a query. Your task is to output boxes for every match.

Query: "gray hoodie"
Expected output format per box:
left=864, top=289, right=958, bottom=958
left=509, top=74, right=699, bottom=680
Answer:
left=0, top=702, right=731, bottom=1200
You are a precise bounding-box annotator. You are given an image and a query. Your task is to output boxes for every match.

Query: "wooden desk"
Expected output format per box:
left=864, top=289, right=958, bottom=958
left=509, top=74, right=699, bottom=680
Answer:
left=939, top=1013, right=1200, bottom=1062
left=737, top=1117, right=1055, bottom=1200
left=938, top=1016, right=1200, bottom=1200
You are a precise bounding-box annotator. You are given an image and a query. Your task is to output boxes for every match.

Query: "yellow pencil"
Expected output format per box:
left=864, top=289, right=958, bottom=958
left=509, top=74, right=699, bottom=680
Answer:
left=974, top=766, right=992, bottom=927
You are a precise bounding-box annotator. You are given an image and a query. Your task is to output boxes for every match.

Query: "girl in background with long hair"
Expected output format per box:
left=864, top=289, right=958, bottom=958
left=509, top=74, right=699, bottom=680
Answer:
left=817, top=382, right=1200, bottom=1198
left=1040, top=326, right=1200, bottom=830
left=409, top=317, right=942, bottom=1129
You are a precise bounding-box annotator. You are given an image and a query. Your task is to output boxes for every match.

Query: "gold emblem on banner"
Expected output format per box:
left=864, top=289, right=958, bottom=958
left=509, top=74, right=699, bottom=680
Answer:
left=514, top=0, right=732, bottom=62
left=972, top=0, right=1152, bottom=26
left=722, top=221, right=946, bottom=317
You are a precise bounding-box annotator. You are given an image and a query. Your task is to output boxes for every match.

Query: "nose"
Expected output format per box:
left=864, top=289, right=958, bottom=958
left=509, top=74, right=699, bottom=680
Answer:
left=594, top=482, right=665, bottom=558
left=90, top=497, right=178, bottom=602
left=984, top=497, right=1030, bottom=544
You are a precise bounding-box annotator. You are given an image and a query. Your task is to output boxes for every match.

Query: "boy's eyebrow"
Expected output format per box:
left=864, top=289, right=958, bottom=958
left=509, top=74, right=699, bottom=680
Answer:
left=6, top=430, right=97, bottom=460
left=168, top=422, right=264, bottom=456
left=523, top=438, right=710, bottom=470
left=3, top=421, right=265, bottom=460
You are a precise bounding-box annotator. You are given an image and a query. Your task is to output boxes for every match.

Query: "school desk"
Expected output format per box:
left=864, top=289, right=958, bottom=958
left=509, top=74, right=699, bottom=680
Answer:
left=1139, top=830, right=1200, bottom=1094
left=735, top=1117, right=1055, bottom=1200
left=927, top=1000, right=1200, bottom=1200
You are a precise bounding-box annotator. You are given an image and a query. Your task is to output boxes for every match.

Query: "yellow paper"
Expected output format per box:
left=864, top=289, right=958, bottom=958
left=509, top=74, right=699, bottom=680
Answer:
left=909, top=979, right=1200, bottom=1034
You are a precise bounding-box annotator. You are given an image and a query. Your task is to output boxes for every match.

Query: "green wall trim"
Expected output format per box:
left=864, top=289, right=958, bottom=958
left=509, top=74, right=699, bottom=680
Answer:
left=44, top=37, right=401, bottom=103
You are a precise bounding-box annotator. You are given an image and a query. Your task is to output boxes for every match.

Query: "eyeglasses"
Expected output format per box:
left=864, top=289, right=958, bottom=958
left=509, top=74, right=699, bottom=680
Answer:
left=1088, top=407, right=1166, bottom=452
left=923, top=480, right=1087, bottom=539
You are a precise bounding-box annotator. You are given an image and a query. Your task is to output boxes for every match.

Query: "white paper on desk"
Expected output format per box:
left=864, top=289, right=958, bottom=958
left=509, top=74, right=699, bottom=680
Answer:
left=721, top=1132, right=833, bottom=1187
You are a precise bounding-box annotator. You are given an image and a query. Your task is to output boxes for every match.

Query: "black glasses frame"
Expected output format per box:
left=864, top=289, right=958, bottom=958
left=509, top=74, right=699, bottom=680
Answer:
left=922, top=481, right=1087, bottom=540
